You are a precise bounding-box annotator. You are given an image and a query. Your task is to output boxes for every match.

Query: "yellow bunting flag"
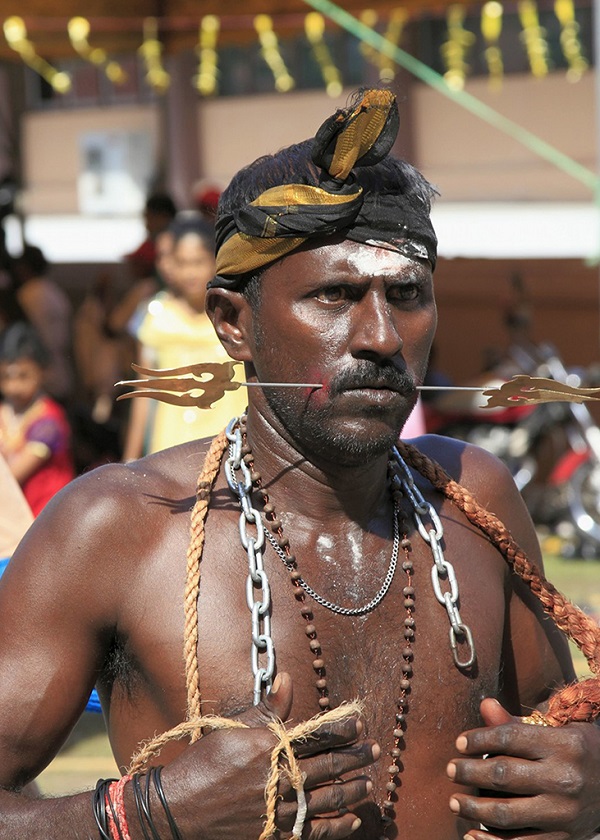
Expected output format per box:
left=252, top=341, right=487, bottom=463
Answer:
left=194, top=15, right=220, bottom=96
left=4, top=16, right=71, bottom=93
left=441, top=5, right=475, bottom=91
left=68, top=17, right=127, bottom=85
left=481, top=1, right=504, bottom=89
left=554, top=0, right=588, bottom=81
left=139, top=17, right=170, bottom=93
left=254, top=15, right=295, bottom=93
left=518, top=0, right=549, bottom=78
left=304, top=13, right=342, bottom=98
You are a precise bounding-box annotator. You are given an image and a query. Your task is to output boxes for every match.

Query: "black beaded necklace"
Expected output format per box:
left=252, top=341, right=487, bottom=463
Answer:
left=239, top=418, right=416, bottom=832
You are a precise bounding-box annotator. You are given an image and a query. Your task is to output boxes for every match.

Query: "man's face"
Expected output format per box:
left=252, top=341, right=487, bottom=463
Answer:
left=245, top=238, right=437, bottom=464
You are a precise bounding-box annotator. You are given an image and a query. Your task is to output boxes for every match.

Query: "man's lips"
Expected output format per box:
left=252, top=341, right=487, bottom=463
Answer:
left=344, top=383, right=404, bottom=392
left=333, top=385, right=416, bottom=409
left=338, top=380, right=416, bottom=396
left=313, top=365, right=417, bottom=400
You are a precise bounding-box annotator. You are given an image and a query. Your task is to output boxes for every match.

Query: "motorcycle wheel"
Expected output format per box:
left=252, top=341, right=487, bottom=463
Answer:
left=566, top=458, right=600, bottom=554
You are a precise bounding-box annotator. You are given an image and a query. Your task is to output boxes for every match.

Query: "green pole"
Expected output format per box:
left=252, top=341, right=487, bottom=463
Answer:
left=302, top=0, right=599, bottom=193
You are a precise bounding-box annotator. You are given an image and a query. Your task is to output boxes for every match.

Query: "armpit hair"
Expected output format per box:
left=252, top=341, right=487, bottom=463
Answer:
left=102, top=633, right=140, bottom=700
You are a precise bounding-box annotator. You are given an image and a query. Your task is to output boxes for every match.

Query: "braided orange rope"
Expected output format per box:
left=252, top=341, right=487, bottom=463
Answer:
left=397, top=441, right=600, bottom=726
left=183, top=429, right=228, bottom=727
left=129, top=431, right=229, bottom=773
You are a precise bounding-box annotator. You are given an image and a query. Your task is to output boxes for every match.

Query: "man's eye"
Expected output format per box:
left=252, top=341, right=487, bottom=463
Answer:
left=315, top=287, right=347, bottom=303
left=389, top=284, right=420, bottom=301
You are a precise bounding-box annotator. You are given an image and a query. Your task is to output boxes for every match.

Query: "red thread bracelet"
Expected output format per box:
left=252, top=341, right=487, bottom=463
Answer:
left=107, top=775, right=133, bottom=840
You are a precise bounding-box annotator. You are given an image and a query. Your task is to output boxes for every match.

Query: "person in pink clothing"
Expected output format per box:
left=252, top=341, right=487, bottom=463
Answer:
left=0, top=451, right=32, bottom=563
left=401, top=397, right=426, bottom=437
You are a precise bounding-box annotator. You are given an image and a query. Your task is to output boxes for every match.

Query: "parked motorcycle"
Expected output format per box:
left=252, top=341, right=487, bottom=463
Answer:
left=424, top=341, right=600, bottom=559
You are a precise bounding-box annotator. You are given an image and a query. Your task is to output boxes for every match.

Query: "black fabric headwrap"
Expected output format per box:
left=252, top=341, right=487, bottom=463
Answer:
left=209, top=89, right=437, bottom=289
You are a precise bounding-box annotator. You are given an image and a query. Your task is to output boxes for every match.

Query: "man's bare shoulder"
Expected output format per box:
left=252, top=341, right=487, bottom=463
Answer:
left=403, top=433, right=518, bottom=507
left=112, top=438, right=214, bottom=496
left=404, top=432, right=544, bottom=571
left=14, top=439, right=215, bottom=568
left=81, top=438, right=212, bottom=499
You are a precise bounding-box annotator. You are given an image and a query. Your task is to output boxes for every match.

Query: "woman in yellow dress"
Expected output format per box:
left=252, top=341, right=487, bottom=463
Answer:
left=122, top=215, right=246, bottom=460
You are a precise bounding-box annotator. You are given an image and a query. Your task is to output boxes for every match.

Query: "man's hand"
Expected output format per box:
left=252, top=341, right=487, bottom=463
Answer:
left=160, top=673, right=380, bottom=840
left=446, top=698, right=600, bottom=840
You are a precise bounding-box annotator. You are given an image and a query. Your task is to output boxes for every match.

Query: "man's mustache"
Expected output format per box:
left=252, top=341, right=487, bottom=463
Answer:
left=328, top=362, right=416, bottom=395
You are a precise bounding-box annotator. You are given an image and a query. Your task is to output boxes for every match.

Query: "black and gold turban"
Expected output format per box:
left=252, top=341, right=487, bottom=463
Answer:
left=210, top=89, right=437, bottom=289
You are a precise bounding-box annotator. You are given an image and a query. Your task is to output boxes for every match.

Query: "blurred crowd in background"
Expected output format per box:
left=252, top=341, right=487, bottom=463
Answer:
left=0, top=184, right=246, bottom=522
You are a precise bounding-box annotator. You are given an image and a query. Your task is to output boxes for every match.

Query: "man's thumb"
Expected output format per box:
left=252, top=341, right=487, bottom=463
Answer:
left=479, top=697, right=516, bottom=727
left=263, top=672, right=294, bottom=720
left=235, top=672, right=294, bottom=727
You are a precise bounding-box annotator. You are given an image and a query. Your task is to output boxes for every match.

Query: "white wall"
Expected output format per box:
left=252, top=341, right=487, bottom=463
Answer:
left=412, top=70, right=596, bottom=202
left=21, top=105, right=160, bottom=215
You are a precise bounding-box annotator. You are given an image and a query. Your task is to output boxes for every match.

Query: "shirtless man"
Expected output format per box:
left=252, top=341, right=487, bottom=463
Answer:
left=0, top=89, right=599, bottom=839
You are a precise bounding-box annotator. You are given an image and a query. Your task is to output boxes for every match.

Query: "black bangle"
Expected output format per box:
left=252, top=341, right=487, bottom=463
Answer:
left=92, top=778, right=118, bottom=840
left=131, top=773, right=153, bottom=840
left=151, top=766, right=183, bottom=840
left=142, top=766, right=164, bottom=840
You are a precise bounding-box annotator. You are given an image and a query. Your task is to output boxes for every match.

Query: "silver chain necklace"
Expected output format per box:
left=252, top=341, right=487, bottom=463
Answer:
left=225, top=417, right=477, bottom=705
left=263, top=501, right=400, bottom=616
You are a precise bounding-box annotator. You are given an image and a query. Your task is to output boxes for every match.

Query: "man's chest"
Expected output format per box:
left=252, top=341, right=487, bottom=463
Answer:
left=113, top=493, right=513, bottom=839
left=187, top=516, right=508, bottom=840
left=194, top=509, right=508, bottom=730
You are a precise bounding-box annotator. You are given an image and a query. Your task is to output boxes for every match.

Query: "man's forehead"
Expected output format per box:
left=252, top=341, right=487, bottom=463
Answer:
left=341, top=241, right=431, bottom=277
left=263, top=236, right=432, bottom=279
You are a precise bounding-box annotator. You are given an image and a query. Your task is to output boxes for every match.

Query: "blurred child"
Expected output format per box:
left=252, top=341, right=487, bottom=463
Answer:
left=12, top=244, right=74, bottom=403
left=122, top=214, right=247, bottom=460
left=0, top=322, right=75, bottom=516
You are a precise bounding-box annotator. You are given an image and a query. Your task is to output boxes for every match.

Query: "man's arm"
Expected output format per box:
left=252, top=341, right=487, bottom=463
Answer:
left=0, top=466, right=130, bottom=834
left=0, top=465, right=378, bottom=838
left=440, top=442, right=600, bottom=840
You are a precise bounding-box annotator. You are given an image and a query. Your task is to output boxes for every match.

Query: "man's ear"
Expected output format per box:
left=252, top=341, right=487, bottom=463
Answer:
left=205, top=288, right=254, bottom=362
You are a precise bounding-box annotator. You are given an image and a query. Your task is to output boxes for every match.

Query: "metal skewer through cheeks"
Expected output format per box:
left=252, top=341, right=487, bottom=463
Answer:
left=116, top=362, right=600, bottom=410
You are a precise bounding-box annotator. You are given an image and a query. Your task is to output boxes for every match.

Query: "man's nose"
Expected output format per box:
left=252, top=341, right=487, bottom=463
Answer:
left=350, top=293, right=404, bottom=361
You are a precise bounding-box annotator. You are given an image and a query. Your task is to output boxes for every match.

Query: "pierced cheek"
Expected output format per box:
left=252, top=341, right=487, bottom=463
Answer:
left=304, top=367, right=330, bottom=404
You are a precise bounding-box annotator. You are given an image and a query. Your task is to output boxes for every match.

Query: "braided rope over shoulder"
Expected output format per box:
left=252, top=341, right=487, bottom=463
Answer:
left=397, top=440, right=600, bottom=726
left=183, top=429, right=229, bottom=726
left=128, top=431, right=230, bottom=774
